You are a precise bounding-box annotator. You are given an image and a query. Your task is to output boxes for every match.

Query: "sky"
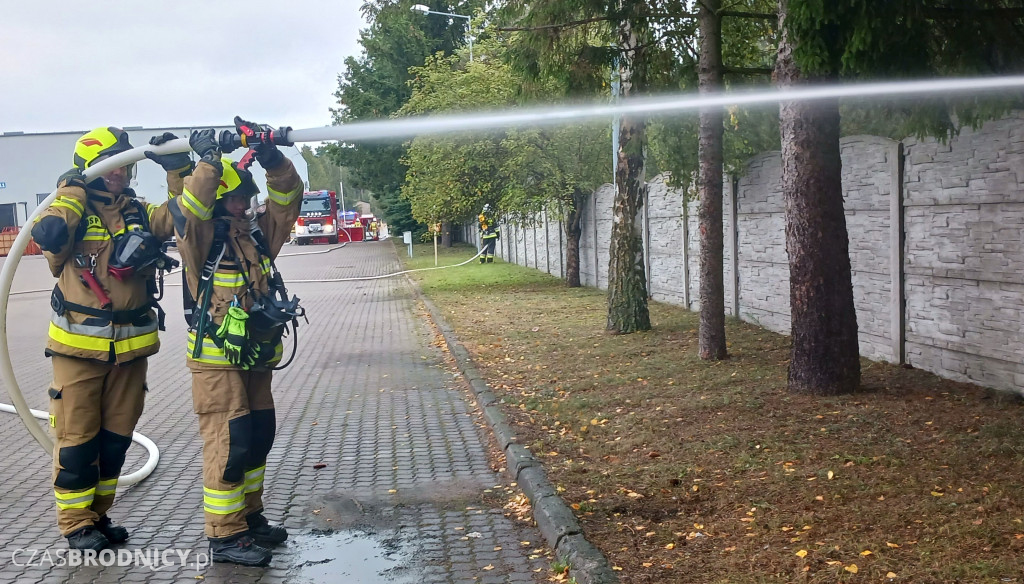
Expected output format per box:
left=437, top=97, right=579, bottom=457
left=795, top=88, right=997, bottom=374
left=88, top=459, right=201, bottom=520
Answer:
left=0, top=1, right=369, bottom=135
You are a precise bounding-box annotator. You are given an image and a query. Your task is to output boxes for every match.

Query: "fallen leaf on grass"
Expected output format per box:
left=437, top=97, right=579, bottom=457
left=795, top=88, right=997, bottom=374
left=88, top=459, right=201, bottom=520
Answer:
left=845, top=565, right=859, bottom=574
left=886, top=572, right=897, bottom=579
left=887, top=542, right=901, bottom=548
left=664, top=543, right=675, bottom=550
left=860, top=550, right=872, bottom=556
left=483, top=565, right=494, bottom=571
left=795, top=550, right=808, bottom=558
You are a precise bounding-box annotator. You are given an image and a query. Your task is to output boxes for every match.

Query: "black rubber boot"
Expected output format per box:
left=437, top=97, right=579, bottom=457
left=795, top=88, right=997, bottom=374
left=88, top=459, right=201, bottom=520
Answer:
left=210, top=534, right=272, bottom=567
left=486, top=257, right=494, bottom=263
left=66, top=526, right=109, bottom=551
left=95, top=515, right=129, bottom=544
left=479, top=257, right=486, bottom=264
left=247, top=512, right=288, bottom=546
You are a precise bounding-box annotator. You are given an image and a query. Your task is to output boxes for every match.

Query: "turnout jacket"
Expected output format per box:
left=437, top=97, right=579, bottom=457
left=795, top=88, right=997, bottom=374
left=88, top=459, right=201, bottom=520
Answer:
left=33, top=174, right=182, bottom=364
left=172, top=157, right=302, bottom=370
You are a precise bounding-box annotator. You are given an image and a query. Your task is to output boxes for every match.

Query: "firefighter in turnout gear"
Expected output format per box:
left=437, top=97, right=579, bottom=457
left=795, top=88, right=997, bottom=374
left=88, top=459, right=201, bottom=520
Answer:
left=30, top=127, right=189, bottom=551
left=174, top=119, right=303, bottom=567
left=478, top=203, right=499, bottom=263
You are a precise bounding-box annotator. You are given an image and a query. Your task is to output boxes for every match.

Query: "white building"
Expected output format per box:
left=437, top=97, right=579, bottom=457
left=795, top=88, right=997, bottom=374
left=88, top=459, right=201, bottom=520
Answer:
left=0, top=127, right=310, bottom=228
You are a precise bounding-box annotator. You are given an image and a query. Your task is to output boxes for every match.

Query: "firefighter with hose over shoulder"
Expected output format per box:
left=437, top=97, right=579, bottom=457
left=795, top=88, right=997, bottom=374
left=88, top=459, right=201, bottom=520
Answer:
left=174, top=118, right=304, bottom=567
left=29, top=127, right=186, bottom=551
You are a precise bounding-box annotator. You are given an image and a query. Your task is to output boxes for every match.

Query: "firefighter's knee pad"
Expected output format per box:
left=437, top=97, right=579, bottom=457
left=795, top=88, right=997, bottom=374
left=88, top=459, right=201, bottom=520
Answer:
left=247, top=409, right=276, bottom=467
left=55, top=435, right=100, bottom=490
left=97, top=429, right=133, bottom=479
left=224, top=414, right=253, bottom=484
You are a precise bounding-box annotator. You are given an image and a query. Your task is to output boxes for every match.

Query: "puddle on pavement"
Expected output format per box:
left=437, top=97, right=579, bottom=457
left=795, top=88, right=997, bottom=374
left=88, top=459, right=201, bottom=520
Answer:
left=288, top=528, right=417, bottom=583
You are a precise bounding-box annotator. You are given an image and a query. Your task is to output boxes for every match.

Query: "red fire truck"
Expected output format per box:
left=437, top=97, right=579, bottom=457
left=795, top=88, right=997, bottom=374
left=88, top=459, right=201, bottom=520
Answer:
left=294, top=190, right=340, bottom=245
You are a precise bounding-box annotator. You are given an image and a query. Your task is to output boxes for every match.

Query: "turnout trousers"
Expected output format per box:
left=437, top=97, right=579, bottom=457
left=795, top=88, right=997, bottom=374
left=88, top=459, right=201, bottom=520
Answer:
left=481, top=236, right=497, bottom=262
left=48, top=356, right=147, bottom=536
left=190, top=367, right=276, bottom=539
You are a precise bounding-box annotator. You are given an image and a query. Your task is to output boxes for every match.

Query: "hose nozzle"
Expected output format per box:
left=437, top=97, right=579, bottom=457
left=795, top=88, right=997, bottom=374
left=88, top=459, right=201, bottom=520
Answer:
left=218, top=127, right=294, bottom=153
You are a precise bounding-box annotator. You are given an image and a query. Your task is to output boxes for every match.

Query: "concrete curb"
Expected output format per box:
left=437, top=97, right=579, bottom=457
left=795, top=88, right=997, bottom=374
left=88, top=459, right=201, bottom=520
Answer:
left=414, top=284, right=619, bottom=584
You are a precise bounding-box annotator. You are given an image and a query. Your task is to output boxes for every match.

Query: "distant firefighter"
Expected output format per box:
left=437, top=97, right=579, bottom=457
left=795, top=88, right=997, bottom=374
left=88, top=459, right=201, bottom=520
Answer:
left=478, top=204, right=500, bottom=263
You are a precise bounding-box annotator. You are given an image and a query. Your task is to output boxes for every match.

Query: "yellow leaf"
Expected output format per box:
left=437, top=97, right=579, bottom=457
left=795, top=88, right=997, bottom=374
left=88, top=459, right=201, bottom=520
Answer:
left=887, top=542, right=901, bottom=548
left=845, top=564, right=859, bottom=574
left=665, top=543, right=675, bottom=550
left=860, top=550, right=872, bottom=556
left=612, top=566, right=623, bottom=571
left=931, top=491, right=944, bottom=497
left=795, top=550, right=808, bottom=558
left=815, top=495, right=824, bottom=501
left=827, top=470, right=835, bottom=480
left=642, top=562, right=653, bottom=567
left=886, top=572, right=898, bottom=579
left=826, top=561, right=843, bottom=566
left=483, top=564, right=494, bottom=571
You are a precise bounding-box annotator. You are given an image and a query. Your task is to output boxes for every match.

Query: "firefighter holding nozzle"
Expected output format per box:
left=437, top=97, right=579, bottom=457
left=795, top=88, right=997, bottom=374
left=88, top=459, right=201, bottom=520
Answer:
left=175, top=118, right=303, bottom=566
left=31, top=127, right=186, bottom=551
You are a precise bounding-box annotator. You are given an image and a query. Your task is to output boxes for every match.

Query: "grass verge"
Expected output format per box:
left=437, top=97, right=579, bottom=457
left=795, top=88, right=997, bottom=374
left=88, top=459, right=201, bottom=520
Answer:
left=402, top=241, right=1024, bottom=584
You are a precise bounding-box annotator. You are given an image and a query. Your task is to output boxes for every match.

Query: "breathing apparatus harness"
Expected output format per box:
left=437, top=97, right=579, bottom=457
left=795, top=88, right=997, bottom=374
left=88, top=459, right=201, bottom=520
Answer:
left=185, top=214, right=306, bottom=370
left=50, top=196, right=178, bottom=333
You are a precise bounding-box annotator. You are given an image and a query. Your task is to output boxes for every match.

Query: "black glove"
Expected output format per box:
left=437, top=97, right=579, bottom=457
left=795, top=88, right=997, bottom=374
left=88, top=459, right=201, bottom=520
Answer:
left=189, top=129, right=221, bottom=165
left=145, top=132, right=194, bottom=176
left=56, top=167, right=87, bottom=190
left=235, top=116, right=284, bottom=168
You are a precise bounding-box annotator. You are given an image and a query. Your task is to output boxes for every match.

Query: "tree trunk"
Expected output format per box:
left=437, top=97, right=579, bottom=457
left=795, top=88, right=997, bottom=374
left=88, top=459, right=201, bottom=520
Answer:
left=564, top=188, right=587, bottom=288
left=441, top=221, right=452, bottom=247
left=697, top=0, right=728, bottom=361
left=607, top=19, right=651, bottom=334
left=776, top=0, right=861, bottom=395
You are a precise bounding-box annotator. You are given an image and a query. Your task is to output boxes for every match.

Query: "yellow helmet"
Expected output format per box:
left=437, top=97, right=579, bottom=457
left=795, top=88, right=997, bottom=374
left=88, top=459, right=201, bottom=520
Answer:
left=216, top=157, right=259, bottom=200
left=73, top=127, right=133, bottom=169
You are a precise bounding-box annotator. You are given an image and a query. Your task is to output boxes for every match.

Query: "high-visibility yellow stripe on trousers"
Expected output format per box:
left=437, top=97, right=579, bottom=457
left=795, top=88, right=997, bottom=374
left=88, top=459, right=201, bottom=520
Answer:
left=244, top=466, right=265, bottom=494
left=203, top=486, right=245, bottom=515
left=55, top=488, right=95, bottom=510
left=95, top=478, right=117, bottom=497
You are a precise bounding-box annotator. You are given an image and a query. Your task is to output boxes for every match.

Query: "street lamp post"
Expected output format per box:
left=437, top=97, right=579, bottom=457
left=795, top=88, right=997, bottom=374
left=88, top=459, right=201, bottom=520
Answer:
left=411, top=4, right=473, bottom=62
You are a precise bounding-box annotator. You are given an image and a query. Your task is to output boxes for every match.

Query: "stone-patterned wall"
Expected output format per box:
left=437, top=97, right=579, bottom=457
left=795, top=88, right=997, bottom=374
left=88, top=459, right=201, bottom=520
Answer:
left=902, top=113, right=1024, bottom=391
left=495, top=114, right=1024, bottom=394
left=646, top=175, right=687, bottom=306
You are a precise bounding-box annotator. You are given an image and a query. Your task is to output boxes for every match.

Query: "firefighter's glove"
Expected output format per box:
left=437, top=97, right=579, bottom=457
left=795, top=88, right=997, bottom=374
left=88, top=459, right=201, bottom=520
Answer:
left=145, top=132, right=194, bottom=177
left=189, top=129, right=221, bottom=166
left=216, top=306, right=251, bottom=369
left=234, top=116, right=284, bottom=168
left=57, top=167, right=88, bottom=190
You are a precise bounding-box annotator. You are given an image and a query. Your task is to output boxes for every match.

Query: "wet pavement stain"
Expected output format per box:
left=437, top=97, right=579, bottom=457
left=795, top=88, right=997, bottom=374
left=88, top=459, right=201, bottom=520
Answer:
left=286, top=528, right=417, bottom=583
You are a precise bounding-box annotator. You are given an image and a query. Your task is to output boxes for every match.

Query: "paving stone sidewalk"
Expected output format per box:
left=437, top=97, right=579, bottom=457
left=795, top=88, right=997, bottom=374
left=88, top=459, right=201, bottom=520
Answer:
left=0, top=241, right=547, bottom=584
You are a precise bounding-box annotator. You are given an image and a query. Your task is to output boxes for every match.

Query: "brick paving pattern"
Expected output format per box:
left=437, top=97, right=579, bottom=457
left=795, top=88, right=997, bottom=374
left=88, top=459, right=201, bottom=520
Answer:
left=0, top=241, right=546, bottom=583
